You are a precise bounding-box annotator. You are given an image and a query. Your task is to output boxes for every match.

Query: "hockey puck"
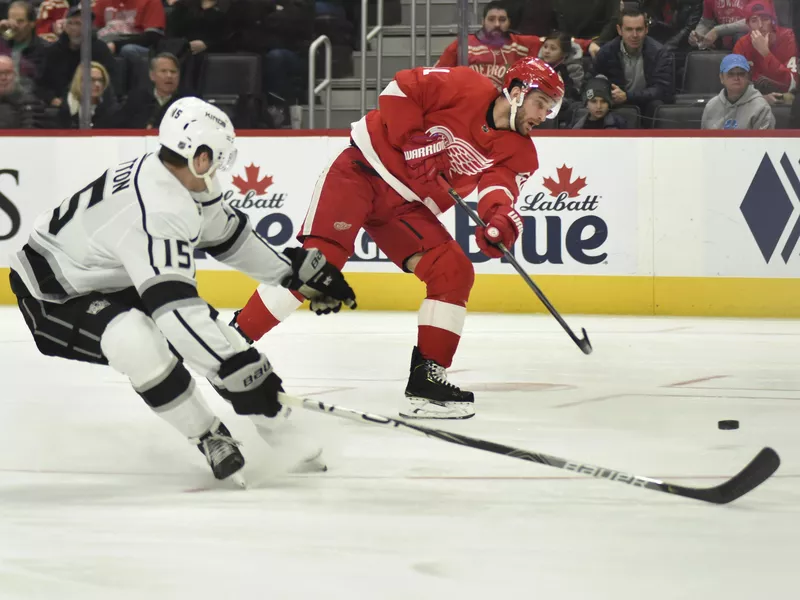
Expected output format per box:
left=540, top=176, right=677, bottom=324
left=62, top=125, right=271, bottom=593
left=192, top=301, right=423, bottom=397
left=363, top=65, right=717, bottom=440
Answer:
left=718, top=420, right=739, bottom=430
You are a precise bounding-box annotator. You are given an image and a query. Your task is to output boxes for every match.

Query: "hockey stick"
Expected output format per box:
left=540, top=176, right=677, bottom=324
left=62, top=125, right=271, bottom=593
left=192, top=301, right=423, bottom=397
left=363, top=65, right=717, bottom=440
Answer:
left=440, top=179, right=593, bottom=355
left=279, top=393, right=780, bottom=504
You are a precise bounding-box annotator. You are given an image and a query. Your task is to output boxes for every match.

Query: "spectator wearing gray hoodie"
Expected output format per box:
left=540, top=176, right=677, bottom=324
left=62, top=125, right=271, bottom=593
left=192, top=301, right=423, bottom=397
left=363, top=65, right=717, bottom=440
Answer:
left=702, top=53, right=775, bottom=129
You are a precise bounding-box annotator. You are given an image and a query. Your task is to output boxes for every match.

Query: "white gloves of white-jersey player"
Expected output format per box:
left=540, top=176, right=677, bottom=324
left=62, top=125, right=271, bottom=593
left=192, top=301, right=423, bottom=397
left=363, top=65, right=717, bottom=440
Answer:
left=280, top=247, right=357, bottom=315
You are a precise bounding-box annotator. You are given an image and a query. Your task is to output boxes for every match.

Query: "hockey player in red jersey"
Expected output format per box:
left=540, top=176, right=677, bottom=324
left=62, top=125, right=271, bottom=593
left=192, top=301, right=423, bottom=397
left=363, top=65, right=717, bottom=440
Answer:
left=234, top=58, right=565, bottom=420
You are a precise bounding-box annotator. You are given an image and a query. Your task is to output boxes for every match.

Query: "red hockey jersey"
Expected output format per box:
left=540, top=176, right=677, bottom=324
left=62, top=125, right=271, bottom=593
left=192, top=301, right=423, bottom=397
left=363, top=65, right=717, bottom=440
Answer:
left=703, top=0, right=746, bottom=25
left=350, top=66, right=539, bottom=217
left=733, top=27, right=798, bottom=92
left=435, top=33, right=592, bottom=91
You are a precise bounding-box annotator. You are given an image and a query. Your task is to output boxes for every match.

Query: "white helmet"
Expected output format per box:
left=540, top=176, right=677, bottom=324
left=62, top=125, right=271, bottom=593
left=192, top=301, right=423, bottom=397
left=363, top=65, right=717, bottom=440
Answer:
left=159, top=97, right=237, bottom=188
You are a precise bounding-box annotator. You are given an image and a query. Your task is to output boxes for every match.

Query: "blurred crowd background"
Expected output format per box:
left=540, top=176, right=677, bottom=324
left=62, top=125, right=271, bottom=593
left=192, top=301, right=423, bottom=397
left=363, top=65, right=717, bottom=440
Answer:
left=0, top=0, right=796, bottom=130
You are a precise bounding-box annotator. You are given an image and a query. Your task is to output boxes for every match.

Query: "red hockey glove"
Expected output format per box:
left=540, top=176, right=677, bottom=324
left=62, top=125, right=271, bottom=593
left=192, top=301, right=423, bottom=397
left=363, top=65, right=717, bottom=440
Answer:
left=402, top=132, right=449, bottom=183
left=475, top=205, right=524, bottom=258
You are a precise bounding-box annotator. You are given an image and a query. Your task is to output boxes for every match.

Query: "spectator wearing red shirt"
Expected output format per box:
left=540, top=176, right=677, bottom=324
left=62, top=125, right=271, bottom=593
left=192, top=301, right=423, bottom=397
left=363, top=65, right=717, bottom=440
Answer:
left=93, top=0, right=165, bottom=90
left=435, top=1, right=597, bottom=92
left=689, top=0, right=748, bottom=50
left=733, top=0, right=797, bottom=94
left=34, top=0, right=70, bottom=42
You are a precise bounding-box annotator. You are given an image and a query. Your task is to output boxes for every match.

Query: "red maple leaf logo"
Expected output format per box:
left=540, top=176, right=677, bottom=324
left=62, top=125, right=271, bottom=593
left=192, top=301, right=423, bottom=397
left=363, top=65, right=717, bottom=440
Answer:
left=232, top=163, right=274, bottom=196
left=542, top=165, right=587, bottom=198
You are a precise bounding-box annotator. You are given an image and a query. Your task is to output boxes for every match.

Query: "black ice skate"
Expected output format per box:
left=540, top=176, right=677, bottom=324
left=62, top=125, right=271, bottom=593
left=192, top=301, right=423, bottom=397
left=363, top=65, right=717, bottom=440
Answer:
left=401, top=346, right=475, bottom=420
left=195, top=419, right=246, bottom=487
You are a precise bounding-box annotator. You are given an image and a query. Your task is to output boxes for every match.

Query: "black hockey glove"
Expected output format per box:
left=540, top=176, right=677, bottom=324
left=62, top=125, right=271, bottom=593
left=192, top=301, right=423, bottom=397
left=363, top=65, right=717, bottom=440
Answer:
left=214, top=348, right=283, bottom=417
left=281, top=247, right=357, bottom=315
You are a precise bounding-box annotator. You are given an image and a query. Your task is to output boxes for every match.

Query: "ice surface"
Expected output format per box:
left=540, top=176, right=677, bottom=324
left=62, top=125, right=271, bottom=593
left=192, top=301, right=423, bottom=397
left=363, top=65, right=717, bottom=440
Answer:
left=1, top=307, right=798, bottom=599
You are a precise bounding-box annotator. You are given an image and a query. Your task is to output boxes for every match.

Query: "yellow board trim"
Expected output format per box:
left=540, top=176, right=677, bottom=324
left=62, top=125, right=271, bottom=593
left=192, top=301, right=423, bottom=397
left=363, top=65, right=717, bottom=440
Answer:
left=1, top=267, right=798, bottom=317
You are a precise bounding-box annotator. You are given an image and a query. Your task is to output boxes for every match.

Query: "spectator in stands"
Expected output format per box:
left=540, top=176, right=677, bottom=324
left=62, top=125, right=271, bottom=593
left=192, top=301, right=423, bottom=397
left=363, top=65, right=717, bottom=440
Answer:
left=0, top=53, right=41, bottom=127
left=114, top=51, right=187, bottom=128
left=167, top=0, right=228, bottom=56
left=226, top=0, right=314, bottom=126
left=166, top=0, right=230, bottom=92
left=732, top=1, right=797, bottom=94
left=640, top=0, right=703, bottom=50
left=701, top=53, right=774, bottom=128
left=572, top=75, right=629, bottom=128
left=689, top=0, right=748, bottom=50
left=34, top=0, right=69, bottom=43
left=539, top=31, right=584, bottom=125
left=551, top=0, right=621, bottom=46
left=503, top=0, right=557, bottom=37
left=56, top=60, right=119, bottom=127
left=38, top=5, right=116, bottom=107
left=93, top=0, right=166, bottom=91
left=436, top=2, right=597, bottom=91
left=0, top=1, right=48, bottom=89
left=592, top=6, right=674, bottom=126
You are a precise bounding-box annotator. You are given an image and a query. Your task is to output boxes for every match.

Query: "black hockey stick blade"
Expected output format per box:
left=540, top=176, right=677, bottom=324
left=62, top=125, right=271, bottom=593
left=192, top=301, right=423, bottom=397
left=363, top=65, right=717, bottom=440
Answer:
left=440, top=178, right=592, bottom=356
left=578, top=328, right=592, bottom=355
left=279, top=394, right=780, bottom=505
left=655, top=447, right=780, bottom=504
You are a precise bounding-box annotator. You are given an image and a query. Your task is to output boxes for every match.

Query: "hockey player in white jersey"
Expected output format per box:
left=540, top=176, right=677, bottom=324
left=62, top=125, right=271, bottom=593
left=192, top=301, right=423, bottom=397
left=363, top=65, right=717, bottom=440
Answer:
left=8, top=97, right=357, bottom=486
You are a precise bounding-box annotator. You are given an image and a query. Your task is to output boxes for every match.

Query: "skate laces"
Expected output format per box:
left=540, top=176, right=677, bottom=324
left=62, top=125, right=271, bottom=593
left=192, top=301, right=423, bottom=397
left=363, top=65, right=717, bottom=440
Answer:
left=427, top=362, right=458, bottom=390
left=201, top=430, right=242, bottom=465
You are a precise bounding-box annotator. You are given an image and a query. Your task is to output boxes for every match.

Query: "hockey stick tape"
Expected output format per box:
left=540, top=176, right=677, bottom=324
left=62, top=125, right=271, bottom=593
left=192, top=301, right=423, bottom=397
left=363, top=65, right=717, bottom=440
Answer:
left=487, top=226, right=500, bottom=239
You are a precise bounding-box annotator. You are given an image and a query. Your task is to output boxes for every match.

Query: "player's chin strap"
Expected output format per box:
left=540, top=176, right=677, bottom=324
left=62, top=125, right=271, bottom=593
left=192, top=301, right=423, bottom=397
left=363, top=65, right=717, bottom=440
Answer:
left=503, top=88, right=526, bottom=133
left=188, top=162, right=218, bottom=192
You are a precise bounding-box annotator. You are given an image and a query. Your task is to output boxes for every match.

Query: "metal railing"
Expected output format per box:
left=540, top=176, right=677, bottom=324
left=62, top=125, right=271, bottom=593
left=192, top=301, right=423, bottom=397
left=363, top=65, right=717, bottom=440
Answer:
left=308, top=35, right=332, bottom=129
left=360, top=0, right=384, bottom=114
left=409, top=0, right=433, bottom=68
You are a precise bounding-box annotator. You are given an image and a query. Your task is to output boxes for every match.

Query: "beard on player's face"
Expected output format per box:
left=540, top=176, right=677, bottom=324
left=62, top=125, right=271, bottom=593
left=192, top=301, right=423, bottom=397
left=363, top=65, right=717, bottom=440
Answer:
left=512, top=90, right=553, bottom=135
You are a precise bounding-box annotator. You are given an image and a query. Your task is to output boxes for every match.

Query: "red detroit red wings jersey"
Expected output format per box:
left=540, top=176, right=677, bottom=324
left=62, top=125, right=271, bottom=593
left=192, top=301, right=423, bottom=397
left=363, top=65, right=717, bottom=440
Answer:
left=703, top=0, right=746, bottom=24
left=435, top=33, right=544, bottom=91
left=350, top=66, right=539, bottom=217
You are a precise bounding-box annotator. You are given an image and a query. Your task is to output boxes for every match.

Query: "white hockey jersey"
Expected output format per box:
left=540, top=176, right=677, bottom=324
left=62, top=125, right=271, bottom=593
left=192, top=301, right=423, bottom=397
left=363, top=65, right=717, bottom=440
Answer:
left=10, top=152, right=292, bottom=377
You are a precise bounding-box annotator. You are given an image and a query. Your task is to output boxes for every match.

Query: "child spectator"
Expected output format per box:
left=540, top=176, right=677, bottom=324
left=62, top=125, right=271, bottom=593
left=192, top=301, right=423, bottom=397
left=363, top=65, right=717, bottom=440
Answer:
left=701, top=53, right=775, bottom=128
left=56, top=61, right=118, bottom=127
left=572, top=76, right=629, bottom=128
left=732, top=1, right=797, bottom=94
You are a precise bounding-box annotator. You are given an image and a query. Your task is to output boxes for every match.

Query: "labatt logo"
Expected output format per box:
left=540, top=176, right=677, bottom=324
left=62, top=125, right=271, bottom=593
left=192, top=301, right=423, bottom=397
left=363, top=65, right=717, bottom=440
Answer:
left=515, top=164, right=608, bottom=265
left=457, top=164, right=608, bottom=265
left=225, top=163, right=292, bottom=246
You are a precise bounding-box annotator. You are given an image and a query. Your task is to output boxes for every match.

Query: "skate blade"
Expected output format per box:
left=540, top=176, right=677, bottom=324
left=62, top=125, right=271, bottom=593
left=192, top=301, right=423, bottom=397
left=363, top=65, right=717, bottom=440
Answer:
left=400, top=398, right=476, bottom=420
left=228, top=471, right=248, bottom=489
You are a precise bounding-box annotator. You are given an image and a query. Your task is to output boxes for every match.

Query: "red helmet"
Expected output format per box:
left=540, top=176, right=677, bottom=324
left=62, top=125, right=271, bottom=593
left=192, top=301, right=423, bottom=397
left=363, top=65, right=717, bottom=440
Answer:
left=503, top=57, right=565, bottom=120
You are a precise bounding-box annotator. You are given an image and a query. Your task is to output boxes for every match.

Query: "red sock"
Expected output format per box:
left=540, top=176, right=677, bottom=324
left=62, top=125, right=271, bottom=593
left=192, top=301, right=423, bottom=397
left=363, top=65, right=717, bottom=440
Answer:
left=236, top=288, right=304, bottom=342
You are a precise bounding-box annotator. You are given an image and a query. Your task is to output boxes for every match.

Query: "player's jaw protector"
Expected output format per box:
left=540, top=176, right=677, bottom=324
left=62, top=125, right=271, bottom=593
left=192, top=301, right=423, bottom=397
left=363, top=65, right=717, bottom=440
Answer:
left=502, top=57, right=566, bottom=133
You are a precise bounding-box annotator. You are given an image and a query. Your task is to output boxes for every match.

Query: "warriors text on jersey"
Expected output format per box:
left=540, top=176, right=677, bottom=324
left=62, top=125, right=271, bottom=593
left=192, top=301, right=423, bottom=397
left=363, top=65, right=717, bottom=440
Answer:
left=10, top=153, right=291, bottom=376
left=350, top=66, right=539, bottom=218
